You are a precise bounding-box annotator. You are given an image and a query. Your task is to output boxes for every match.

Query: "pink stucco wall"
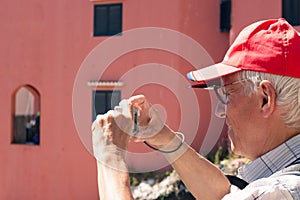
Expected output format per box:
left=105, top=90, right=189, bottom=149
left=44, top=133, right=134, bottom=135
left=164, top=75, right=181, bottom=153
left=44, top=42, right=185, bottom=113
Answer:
left=0, top=0, right=292, bottom=199
left=231, top=0, right=300, bottom=40
left=0, top=0, right=99, bottom=199
left=230, top=0, right=282, bottom=44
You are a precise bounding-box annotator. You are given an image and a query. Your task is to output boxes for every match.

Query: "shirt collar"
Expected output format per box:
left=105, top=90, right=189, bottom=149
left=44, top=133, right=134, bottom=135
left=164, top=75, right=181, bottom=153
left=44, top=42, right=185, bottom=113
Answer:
left=238, top=134, right=300, bottom=183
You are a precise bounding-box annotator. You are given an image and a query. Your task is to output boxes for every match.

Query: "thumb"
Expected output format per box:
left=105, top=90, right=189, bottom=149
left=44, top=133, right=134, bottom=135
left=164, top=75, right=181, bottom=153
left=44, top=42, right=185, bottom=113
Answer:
left=131, top=106, right=165, bottom=142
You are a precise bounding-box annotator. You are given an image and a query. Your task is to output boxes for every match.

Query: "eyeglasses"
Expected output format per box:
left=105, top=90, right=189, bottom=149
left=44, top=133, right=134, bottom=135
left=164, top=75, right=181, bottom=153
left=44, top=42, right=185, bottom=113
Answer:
left=211, top=79, right=250, bottom=104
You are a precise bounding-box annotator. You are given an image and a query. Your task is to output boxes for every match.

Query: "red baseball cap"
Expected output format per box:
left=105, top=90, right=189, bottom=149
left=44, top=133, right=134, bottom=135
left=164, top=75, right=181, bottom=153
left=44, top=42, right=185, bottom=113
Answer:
left=187, top=18, right=300, bottom=88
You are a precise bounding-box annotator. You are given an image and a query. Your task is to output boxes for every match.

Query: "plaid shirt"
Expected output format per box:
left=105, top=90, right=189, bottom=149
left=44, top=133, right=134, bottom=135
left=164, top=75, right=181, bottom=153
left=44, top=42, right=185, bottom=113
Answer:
left=222, top=134, right=300, bottom=200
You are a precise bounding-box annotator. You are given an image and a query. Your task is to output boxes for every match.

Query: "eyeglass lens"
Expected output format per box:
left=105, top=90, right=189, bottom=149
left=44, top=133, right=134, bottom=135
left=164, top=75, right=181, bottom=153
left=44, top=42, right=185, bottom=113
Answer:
left=214, top=87, right=228, bottom=104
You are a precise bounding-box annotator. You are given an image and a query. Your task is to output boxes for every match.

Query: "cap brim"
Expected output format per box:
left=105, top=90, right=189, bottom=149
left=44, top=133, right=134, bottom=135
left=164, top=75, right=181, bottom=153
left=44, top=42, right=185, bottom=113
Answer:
left=187, top=63, right=241, bottom=88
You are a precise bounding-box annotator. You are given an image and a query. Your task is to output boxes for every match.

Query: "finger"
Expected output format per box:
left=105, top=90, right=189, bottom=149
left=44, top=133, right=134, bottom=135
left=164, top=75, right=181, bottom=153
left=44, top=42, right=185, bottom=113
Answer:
left=102, top=110, right=116, bottom=130
left=104, top=110, right=120, bottom=119
left=114, top=105, right=123, bottom=113
left=129, top=95, right=153, bottom=126
left=96, top=114, right=104, bottom=123
left=92, top=114, right=104, bottom=132
left=128, top=94, right=146, bottom=106
left=129, top=95, right=149, bottom=111
left=118, top=99, right=130, bottom=117
left=91, top=120, right=98, bottom=132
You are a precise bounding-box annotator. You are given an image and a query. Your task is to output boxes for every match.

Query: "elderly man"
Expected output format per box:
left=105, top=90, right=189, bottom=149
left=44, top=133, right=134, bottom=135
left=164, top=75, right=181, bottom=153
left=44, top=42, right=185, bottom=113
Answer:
left=92, top=18, right=300, bottom=199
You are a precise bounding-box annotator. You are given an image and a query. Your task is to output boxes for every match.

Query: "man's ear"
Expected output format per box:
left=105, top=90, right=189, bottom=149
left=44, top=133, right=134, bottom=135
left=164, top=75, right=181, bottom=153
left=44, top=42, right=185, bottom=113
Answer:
left=259, top=80, right=276, bottom=118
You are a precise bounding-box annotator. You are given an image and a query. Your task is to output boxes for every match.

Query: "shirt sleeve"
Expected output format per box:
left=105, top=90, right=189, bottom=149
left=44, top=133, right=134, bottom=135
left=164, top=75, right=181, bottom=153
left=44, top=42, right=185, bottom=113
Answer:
left=221, top=183, right=294, bottom=200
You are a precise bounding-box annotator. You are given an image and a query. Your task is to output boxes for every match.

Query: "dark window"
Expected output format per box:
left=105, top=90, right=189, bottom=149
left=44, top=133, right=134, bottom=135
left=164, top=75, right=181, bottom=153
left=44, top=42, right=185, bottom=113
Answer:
left=12, top=85, right=40, bottom=145
left=283, top=0, right=300, bottom=26
left=94, top=3, right=122, bottom=36
left=220, top=0, right=231, bottom=32
left=92, top=90, right=121, bottom=121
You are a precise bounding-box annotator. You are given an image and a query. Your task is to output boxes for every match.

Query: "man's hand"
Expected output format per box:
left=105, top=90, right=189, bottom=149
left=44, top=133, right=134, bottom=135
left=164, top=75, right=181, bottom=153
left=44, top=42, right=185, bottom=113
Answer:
left=92, top=109, right=133, bottom=171
left=128, top=95, right=176, bottom=149
left=92, top=109, right=134, bottom=200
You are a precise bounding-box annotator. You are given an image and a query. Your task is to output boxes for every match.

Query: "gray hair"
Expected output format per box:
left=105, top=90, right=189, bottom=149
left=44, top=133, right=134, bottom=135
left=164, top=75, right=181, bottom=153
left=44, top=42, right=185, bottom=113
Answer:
left=236, top=70, right=300, bottom=129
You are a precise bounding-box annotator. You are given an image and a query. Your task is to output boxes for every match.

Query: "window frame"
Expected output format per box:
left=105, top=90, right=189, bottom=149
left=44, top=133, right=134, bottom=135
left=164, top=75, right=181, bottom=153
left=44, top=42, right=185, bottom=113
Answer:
left=93, top=3, right=123, bottom=37
left=92, top=90, right=121, bottom=121
left=282, top=0, right=300, bottom=26
left=220, top=0, right=231, bottom=32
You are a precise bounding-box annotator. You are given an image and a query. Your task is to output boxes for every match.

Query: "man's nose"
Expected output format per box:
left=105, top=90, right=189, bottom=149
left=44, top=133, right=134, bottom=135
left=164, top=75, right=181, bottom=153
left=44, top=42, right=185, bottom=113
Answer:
left=215, top=101, right=226, bottom=118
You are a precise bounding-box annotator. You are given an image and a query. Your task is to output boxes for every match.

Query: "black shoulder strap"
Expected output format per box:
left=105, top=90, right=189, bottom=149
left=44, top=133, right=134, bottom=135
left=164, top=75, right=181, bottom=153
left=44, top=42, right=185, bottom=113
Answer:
left=285, top=157, right=300, bottom=168
left=226, top=175, right=248, bottom=190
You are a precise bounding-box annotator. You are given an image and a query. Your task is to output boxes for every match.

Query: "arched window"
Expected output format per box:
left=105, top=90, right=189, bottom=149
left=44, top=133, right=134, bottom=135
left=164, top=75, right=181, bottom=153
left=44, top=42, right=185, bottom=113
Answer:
left=12, top=85, right=40, bottom=145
